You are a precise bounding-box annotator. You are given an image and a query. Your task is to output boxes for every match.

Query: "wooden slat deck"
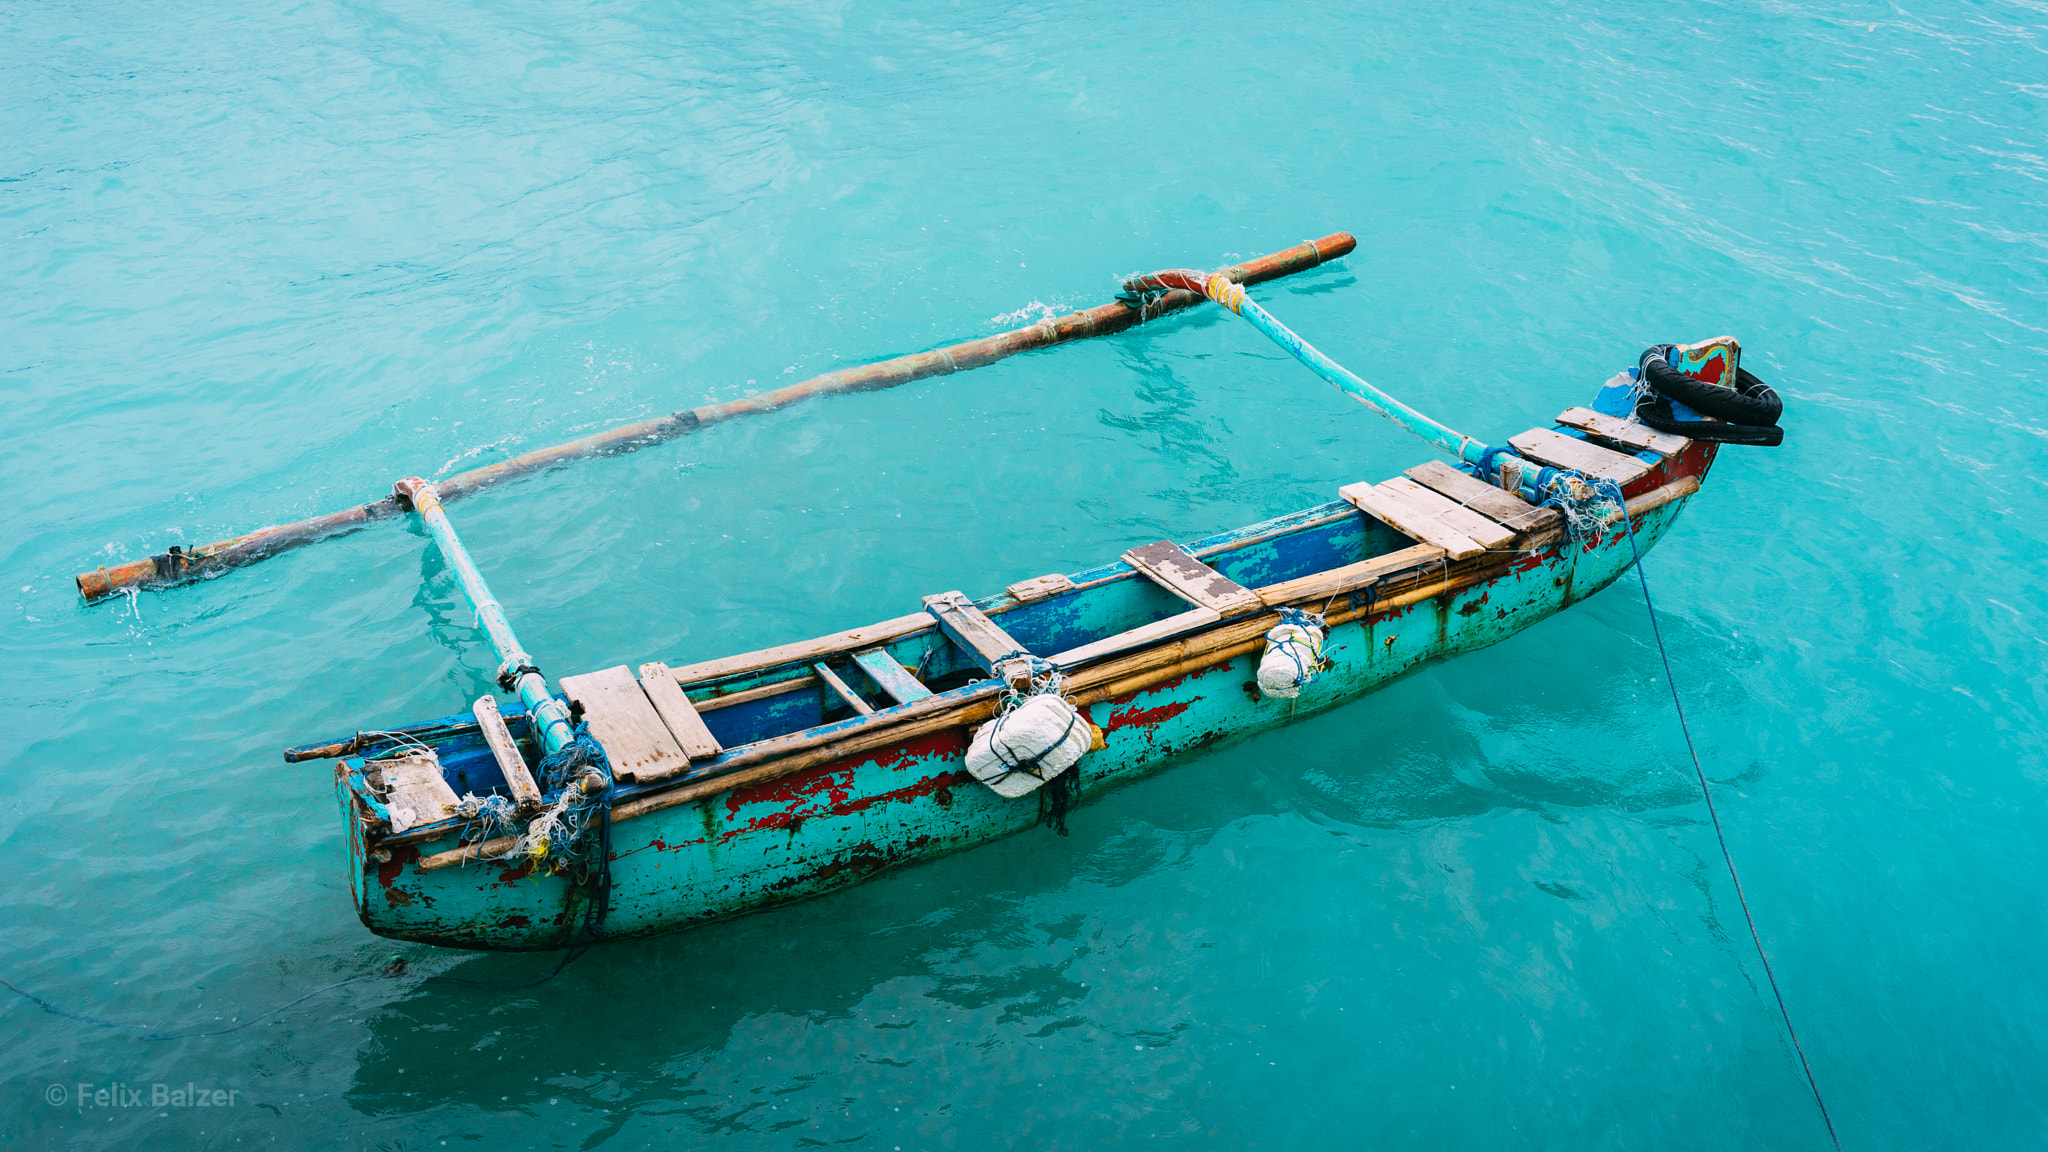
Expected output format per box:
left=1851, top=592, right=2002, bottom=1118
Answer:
left=1508, top=427, right=1654, bottom=485
left=1377, top=476, right=1517, bottom=550
left=1121, top=540, right=1263, bottom=615
left=1403, top=460, right=1559, bottom=536
left=1339, top=481, right=1485, bottom=559
left=559, top=665, right=691, bottom=784
left=1555, top=406, right=1689, bottom=456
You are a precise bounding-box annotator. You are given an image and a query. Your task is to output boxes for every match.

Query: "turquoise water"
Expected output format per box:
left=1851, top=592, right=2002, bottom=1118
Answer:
left=6, top=0, right=2046, bottom=1145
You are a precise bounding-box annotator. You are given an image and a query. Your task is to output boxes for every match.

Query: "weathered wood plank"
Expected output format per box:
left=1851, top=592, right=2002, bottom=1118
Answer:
left=1403, top=460, right=1559, bottom=534
left=637, top=662, right=722, bottom=761
left=812, top=662, right=875, bottom=716
left=377, top=751, right=461, bottom=833
left=1378, top=477, right=1518, bottom=550
left=1338, top=482, right=1485, bottom=559
left=1508, top=427, right=1653, bottom=485
left=852, top=648, right=934, bottom=704
left=472, top=696, right=542, bottom=810
left=922, top=591, right=1034, bottom=681
left=557, top=665, right=690, bottom=785
left=1556, top=406, right=1689, bottom=456
left=660, top=611, right=937, bottom=686
left=1049, top=606, right=1223, bottom=670
left=1006, top=573, right=1075, bottom=603
left=1121, top=540, right=1264, bottom=615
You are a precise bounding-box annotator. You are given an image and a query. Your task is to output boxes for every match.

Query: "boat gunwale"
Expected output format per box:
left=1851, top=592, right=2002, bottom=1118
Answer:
left=664, top=500, right=1365, bottom=696
left=383, top=471, right=1705, bottom=861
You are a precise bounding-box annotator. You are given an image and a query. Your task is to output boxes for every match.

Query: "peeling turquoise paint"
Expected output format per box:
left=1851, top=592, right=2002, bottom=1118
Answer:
left=343, top=440, right=1707, bottom=951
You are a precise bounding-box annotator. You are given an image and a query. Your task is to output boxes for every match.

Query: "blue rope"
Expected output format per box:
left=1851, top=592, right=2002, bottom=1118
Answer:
left=1271, top=608, right=1327, bottom=688
left=1619, top=513, right=1843, bottom=1152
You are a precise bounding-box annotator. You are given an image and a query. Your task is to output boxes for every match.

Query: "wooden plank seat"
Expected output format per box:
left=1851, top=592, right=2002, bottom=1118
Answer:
left=1508, top=427, right=1654, bottom=486
left=1121, top=540, right=1264, bottom=616
left=923, top=591, right=1038, bottom=685
left=1006, top=573, right=1075, bottom=603
left=1554, top=406, right=1689, bottom=456
left=852, top=648, right=934, bottom=705
left=473, top=696, right=543, bottom=810
left=1050, top=606, right=1220, bottom=670
left=637, top=662, right=723, bottom=759
left=812, top=662, right=875, bottom=716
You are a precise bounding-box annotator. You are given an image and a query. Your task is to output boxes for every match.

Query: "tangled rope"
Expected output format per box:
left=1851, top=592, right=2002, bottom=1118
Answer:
left=451, top=724, right=617, bottom=949
left=452, top=793, right=517, bottom=844
left=1541, top=472, right=1629, bottom=543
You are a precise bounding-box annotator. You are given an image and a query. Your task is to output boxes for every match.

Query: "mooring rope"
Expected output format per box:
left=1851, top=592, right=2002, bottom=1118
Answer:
left=1619, top=515, right=1843, bottom=1151
left=2, top=948, right=602, bottom=1042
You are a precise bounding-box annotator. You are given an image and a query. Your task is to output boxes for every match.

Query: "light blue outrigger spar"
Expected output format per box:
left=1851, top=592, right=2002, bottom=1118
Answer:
left=1123, top=269, right=1586, bottom=508
left=391, top=476, right=576, bottom=757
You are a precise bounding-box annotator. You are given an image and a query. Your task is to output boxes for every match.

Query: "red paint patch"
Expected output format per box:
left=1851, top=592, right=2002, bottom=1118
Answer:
left=497, top=860, right=536, bottom=885
left=383, top=886, right=413, bottom=906
left=1108, top=699, right=1193, bottom=732
left=836, top=769, right=976, bottom=817
left=726, top=768, right=978, bottom=840
left=727, top=763, right=856, bottom=817
left=849, top=728, right=969, bottom=773
left=722, top=729, right=974, bottom=839
left=376, top=846, right=418, bottom=889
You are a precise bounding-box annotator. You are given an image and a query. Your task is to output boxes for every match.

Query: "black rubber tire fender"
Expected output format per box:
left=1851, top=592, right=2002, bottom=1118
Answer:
left=1639, top=346, right=1783, bottom=427
left=1634, top=393, right=1783, bottom=447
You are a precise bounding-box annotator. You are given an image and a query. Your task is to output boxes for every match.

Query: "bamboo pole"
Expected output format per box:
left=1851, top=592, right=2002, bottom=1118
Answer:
left=76, top=233, right=1357, bottom=602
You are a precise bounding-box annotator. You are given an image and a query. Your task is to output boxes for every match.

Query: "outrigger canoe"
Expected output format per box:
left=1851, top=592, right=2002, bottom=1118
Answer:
left=285, top=263, right=1781, bottom=951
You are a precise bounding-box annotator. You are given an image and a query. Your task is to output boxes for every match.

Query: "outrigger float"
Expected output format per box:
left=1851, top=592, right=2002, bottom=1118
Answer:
left=262, top=234, right=1783, bottom=951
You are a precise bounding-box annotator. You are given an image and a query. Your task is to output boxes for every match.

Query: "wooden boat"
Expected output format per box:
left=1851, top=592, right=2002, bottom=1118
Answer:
left=286, top=264, right=1772, bottom=951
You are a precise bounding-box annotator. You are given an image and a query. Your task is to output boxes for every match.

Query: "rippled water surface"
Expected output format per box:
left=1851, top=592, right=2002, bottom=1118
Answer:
left=6, top=0, right=2048, bottom=1146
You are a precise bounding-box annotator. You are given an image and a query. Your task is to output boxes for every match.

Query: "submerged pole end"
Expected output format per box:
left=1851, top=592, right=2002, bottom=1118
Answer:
left=77, top=567, right=112, bottom=601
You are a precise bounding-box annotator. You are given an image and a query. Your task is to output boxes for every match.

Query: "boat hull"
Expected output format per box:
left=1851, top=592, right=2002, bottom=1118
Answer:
left=348, top=453, right=1709, bottom=950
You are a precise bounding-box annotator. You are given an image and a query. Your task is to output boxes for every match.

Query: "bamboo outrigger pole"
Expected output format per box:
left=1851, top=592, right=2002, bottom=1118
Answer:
left=76, top=233, right=1356, bottom=602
